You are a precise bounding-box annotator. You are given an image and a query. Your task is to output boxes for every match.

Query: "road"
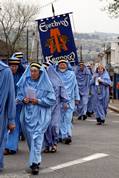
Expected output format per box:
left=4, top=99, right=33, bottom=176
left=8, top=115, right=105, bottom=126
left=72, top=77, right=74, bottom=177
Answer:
left=1, top=109, right=119, bottom=178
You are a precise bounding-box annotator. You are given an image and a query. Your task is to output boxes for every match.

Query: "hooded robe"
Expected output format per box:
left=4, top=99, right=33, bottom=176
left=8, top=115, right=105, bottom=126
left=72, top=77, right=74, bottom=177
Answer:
left=76, top=65, right=90, bottom=117
left=0, top=61, right=16, bottom=169
left=44, top=65, right=68, bottom=147
left=90, top=69, right=111, bottom=121
left=57, top=63, right=80, bottom=139
left=5, top=64, right=25, bottom=152
left=17, top=65, right=56, bottom=166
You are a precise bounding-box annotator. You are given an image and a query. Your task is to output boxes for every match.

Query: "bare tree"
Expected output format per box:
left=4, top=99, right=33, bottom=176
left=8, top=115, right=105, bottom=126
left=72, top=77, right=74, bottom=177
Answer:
left=101, top=0, right=119, bottom=17
left=0, top=0, right=40, bottom=56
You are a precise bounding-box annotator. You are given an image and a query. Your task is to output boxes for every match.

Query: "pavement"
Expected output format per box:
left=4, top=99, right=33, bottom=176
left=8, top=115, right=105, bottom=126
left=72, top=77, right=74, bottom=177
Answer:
left=108, top=99, right=119, bottom=113
left=1, top=110, right=119, bottom=178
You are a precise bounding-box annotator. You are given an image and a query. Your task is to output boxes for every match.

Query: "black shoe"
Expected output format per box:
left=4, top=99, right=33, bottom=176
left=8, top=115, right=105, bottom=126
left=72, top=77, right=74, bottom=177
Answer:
left=82, top=115, right=87, bottom=120
left=32, top=167, right=39, bottom=175
left=62, top=137, right=72, bottom=144
left=78, top=116, right=82, bottom=120
left=50, top=145, right=57, bottom=153
left=96, top=122, right=102, bottom=125
left=4, top=149, right=16, bottom=155
left=86, top=112, right=92, bottom=117
left=58, top=138, right=62, bottom=143
left=30, top=163, right=39, bottom=175
left=20, top=134, right=25, bottom=141
left=43, top=147, right=50, bottom=153
left=96, top=117, right=101, bottom=123
left=38, top=163, right=40, bottom=169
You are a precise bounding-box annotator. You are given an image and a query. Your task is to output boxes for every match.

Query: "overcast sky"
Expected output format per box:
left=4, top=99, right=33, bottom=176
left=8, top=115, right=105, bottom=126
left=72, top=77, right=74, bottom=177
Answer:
left=1, top=0, right=119, bottom=34
left=36, top=0, right=119, bottom=34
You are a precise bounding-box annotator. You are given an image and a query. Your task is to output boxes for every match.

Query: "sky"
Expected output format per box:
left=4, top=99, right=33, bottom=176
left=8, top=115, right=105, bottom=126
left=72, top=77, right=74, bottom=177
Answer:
left=0, top=0, right=119, bottom=34
left=36, top=0, right=119, bottom=34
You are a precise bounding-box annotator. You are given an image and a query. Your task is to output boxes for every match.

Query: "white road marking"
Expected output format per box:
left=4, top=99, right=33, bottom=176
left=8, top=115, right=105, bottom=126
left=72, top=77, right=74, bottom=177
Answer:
left=115, top=114, right=119, bottom=116
left=40, top=153, right=109, bottom=173
left=0, top=174, right=29, bottom=178
left=87, top=119, right=96, bottom=122
left=112, top=121, right=119, bottom=123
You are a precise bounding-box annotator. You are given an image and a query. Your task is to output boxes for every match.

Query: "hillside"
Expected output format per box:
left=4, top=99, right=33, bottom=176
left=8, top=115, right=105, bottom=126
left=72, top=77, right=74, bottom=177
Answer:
left=74, top=32, right=119, bottom=61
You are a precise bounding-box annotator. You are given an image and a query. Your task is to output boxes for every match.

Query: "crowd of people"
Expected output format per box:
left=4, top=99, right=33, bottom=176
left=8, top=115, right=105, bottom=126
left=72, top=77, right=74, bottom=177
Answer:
left=0, top=53, right=112, bottom=175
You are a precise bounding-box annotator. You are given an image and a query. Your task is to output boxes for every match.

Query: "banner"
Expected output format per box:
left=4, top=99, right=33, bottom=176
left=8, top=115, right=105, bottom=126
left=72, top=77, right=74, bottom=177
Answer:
left=37, top=13, right=78, bottom=64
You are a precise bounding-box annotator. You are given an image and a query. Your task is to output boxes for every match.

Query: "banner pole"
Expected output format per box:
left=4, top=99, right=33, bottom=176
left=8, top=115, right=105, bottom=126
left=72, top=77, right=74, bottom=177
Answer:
left=51, top=3, right=55, bottom=16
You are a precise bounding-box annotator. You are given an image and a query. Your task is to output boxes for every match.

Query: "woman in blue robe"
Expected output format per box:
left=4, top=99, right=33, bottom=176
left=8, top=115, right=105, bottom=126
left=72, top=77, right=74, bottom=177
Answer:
left=75, top=61, right=90, bottom=120
left=0, top=61, right=16, bottom=171
left=43, top=63, right=68, bottom=152
left=16, top=62, right=56, bottom=175
left=56, top=59, right=80, bottom=144
left=90, top=64, right=112, bottom=125
left=4, top=57, right=25, bottom=155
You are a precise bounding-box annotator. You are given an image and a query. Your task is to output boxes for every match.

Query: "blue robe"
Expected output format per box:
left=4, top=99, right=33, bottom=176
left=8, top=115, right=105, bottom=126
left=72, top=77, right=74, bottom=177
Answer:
left=87, top=68, right=94, bottom=113
left=90, top=70, right=111, bottom=121
left=44, top=65, right=68, bottom=147
left=76, top=66, right=90, bottom=116
left=5, top=64, right=25, bottom=152
left=17, top=65, right=56, bottom=166
left=0, top=61, right=16, bottom=169
left=57, top=66, right=80, bottom=139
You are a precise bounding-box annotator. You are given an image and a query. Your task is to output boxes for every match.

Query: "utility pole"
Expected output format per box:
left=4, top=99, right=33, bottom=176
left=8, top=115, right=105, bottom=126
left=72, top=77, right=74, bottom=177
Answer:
left=80, top=45, right=83, bottom=61
left=26, top=28, right=29, bottom=61
left=37, top=39, right=39, bottom=63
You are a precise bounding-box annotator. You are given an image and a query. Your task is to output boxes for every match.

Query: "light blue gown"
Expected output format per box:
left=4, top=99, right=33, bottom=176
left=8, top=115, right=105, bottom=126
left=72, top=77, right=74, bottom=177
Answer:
left=17, top=65, right=56, bottom=166
left=87, top=68, right=94, bottom=114
left=90, top=70, right=111, bottom=121
left=44, top=65, right=68, bottom=148
left=0, top=61, right=16, bottom=169
left=5, top=64, right=25, bottom=152
left=57, top=64, right=80, bottom=139
left=76, top=65, right=90, bottom=117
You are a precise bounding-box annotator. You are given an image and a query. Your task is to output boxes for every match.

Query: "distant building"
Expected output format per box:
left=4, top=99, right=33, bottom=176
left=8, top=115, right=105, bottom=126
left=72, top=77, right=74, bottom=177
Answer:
left=110, top=38, right=119, bottom=99
left=111, top=38, right=119, bottom=73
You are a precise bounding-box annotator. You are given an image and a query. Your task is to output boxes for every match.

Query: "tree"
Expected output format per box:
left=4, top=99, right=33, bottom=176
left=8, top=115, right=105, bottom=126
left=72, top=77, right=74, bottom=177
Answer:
left=0, top=0, right=40, bottom=57
left=101, top=0, right=119, bottom=17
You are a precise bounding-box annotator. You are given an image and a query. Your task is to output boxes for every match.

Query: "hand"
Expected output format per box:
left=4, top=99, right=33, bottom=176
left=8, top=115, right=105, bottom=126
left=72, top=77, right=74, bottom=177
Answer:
left=98, top=78, right=103, bottom=83
left=8, top=124, right=16, bottom=132
left=75, top=100, right=79, bottom=105
left=31, top=98, right=38, bottom=105
left=16, top=99, right=19, bottom=104
left=63, top=103, right=69, bottom=111
left=23, top=97, right=30, bottom=104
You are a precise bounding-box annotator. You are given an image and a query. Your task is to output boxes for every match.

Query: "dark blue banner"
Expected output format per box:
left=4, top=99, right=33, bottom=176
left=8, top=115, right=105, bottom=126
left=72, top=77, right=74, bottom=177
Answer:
left=37, top=13, right=78, bottom=64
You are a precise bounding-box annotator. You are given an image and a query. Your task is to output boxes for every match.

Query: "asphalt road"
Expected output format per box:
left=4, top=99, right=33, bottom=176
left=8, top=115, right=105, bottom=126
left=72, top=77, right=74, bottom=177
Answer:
left=1, top=109, right=119, bottom=178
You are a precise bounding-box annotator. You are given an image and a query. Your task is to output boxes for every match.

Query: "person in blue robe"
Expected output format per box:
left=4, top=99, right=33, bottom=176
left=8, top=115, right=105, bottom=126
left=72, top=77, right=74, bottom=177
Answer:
left=76, top=61, right=91, bottom=120
left=4, top=57, right=25, bottom=155
left=56, top=59, right=80, bottom=144
left=0, top=61, right=16, bottom=171
left=16, top=62, right=56, bottom=175
left=87, top=64, right=95, bottom=117
left=90, top=64, right=112, bottom=125
left=43, top=62, right=69, bottom=152
left=11, top=52, right=28, bottom=68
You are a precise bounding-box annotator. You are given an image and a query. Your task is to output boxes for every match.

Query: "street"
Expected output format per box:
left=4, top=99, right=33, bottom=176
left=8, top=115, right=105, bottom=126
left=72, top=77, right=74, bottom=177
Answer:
left=1, top=109, right=119, bottom=178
